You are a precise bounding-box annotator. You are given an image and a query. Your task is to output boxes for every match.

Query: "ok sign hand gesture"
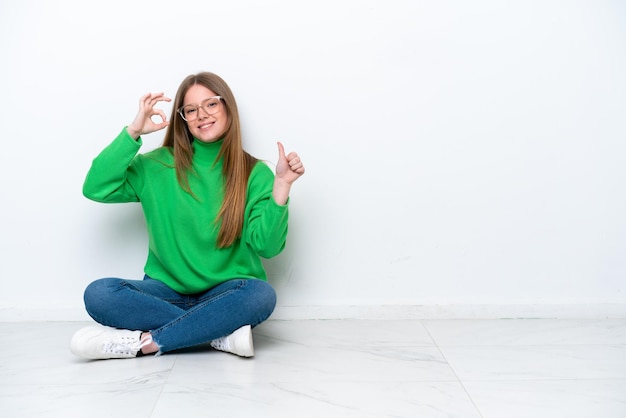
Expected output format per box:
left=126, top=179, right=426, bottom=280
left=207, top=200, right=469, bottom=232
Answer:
left=127, top=92, right=172, bottom=140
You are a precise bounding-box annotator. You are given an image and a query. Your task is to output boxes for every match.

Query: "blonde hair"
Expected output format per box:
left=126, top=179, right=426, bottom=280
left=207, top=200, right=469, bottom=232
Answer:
left=162, top=72, right=258, bottom=248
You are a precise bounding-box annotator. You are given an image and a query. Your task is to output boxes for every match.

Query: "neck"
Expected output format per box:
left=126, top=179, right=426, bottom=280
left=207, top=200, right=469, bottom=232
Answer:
left=192, top=138, right=223, bottom=165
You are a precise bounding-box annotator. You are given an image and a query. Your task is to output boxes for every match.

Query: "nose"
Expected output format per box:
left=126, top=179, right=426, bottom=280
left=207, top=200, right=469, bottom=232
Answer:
left=197, top=105, right=211, bottom=119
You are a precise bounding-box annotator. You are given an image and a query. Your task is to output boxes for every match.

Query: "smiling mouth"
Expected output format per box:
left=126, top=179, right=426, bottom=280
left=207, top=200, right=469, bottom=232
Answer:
left=198, top=122, right=214, bottom=129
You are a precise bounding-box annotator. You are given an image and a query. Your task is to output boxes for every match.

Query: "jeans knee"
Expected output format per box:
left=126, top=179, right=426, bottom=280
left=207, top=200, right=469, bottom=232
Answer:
left=248, top=280, right=277, bottom=321
left=263, top=282, right=277, bottom=312
left=83, top=278, right=123, bottom=318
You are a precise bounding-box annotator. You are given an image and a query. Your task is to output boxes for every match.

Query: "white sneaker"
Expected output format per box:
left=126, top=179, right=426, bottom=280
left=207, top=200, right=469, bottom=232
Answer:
left=210, top=325, right=254, bottom=357
left=70, top=325, right=147, bottom=360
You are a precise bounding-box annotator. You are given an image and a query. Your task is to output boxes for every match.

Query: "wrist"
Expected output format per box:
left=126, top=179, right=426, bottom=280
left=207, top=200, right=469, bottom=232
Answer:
left=126, top=125, right=141, bottom=140
left=272, top=177, right=292, bottom=205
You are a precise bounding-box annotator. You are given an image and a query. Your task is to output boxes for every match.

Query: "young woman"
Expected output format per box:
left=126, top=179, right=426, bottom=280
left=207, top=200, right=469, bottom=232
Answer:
left=71, top=72, right=304, bottom=360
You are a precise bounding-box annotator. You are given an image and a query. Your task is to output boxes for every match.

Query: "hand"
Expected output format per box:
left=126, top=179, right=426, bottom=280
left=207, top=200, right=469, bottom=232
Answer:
left=127, top=92, right=171, bottom=139
left=275, top=142, right=305, bottom=185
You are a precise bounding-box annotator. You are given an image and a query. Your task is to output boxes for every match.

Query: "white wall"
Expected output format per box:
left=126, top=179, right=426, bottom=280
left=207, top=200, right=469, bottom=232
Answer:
left=1, top=0, right=625, bottom=320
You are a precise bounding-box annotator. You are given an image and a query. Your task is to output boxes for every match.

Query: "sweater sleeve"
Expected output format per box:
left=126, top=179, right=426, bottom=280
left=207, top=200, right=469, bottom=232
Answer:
left=82, top=128, right=144, bottom=203
left=244, top=162, right=289, bottom=258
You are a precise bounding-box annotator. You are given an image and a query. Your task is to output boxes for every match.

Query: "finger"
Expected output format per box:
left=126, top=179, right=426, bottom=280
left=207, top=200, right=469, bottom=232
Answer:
left=288, top=155, right=304, bottom=173
left=277, top=141, right=286, bottom=160
left=143, top=93, right=170, bottom=108
left=154, top=109, right=168, bottom=123
left=287, top=153, right=300, bottom=164
left=147, top=94, right=160, bottom=107
left=143, top=96, right=160, bottom=113
left=139, top=93, right=152, bottom=110
left=151, top=93, right=172, bottom=103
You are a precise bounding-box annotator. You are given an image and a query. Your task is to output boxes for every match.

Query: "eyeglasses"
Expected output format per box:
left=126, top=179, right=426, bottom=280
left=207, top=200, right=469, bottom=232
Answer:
left=177, top=96, right=223, bottom=122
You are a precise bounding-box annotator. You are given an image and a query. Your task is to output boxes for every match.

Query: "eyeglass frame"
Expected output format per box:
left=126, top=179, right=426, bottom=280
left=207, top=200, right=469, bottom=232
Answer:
left=177, top=96, right=223, bottom=122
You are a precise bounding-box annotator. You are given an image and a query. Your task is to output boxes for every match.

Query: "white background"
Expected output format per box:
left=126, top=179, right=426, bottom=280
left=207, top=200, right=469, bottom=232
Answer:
left=1, top=0, right=625, bottom=319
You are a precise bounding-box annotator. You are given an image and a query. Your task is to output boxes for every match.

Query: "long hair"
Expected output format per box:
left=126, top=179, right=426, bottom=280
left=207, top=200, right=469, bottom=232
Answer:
left=162, top=72, right=258, bottom=248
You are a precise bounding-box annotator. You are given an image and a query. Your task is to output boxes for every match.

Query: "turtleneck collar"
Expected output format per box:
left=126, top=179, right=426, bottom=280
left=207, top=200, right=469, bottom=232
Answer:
left=192, top=137, right=224, bottom=165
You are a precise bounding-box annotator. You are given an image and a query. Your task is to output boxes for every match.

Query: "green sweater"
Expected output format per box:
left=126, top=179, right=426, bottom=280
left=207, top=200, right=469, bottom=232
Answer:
left=83, top=128, right=289, bottom=294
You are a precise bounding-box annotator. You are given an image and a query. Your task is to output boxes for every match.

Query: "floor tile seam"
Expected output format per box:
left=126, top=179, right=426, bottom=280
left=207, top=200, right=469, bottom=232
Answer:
left=457, top=376, right=626, bottom=383
left=420, top=318, right=626, bottom=321
left=308, top=343, right=440, bottom=350
left=264, top=382, right=391, bottom=418
left=7, top=377, right=626, bottom=388
left=446, top=372, right=626, bottom=383
left=0, top=381, right=169, bottom=387
left=252, top=344, right=441, bottom=354
left=157, top=377, right=465, bottom=387
left=148, top=356, right=178, bottom=417
left=433, top=343, right=626, bottom=348
left=421, top=321, right=486, bottom=418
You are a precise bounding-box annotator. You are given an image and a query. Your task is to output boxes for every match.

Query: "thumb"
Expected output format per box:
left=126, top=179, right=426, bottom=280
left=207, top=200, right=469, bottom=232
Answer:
left=277, top=141, right=286, bottom=160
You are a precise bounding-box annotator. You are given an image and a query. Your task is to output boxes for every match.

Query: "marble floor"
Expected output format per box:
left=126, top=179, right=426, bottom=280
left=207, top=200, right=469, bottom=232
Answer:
left=1, top=318, right=625, bottom=417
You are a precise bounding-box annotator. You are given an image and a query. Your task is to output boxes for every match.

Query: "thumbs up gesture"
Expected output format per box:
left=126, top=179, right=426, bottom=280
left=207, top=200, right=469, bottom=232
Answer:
left=272, top=142, right=304, bottom=205
left=275, top=142, right=305, bottom=185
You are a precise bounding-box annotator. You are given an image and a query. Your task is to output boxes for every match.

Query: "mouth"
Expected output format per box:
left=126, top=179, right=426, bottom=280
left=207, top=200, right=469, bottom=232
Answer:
left=197, top=121, right=215, bottom=130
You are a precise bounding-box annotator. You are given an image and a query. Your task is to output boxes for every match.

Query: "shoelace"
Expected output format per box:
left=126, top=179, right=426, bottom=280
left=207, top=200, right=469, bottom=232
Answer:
left=102, top=334, right=153, bottom=355
left=210, top=336, right=229, bottom=351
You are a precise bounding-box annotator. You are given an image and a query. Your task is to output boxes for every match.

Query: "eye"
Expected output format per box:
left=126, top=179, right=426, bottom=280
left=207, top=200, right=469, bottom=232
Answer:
left=184, top=106, right=196, bottom=115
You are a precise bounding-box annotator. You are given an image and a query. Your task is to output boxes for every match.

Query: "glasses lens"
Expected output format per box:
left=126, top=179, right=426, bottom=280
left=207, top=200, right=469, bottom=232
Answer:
left=179, top=97, right=221, bottom=121
left=202, top=97, right=221, bottom=114
left=180, top=105, right=197, bottom=121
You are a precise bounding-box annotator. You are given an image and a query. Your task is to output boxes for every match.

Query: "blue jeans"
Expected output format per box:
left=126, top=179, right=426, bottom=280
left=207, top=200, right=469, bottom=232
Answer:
left=83, top=276, right=276, bottom=353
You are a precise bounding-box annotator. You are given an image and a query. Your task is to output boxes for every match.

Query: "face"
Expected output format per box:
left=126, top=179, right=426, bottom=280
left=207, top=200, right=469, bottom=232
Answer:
left=182, top=84, right=228, bottom=143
